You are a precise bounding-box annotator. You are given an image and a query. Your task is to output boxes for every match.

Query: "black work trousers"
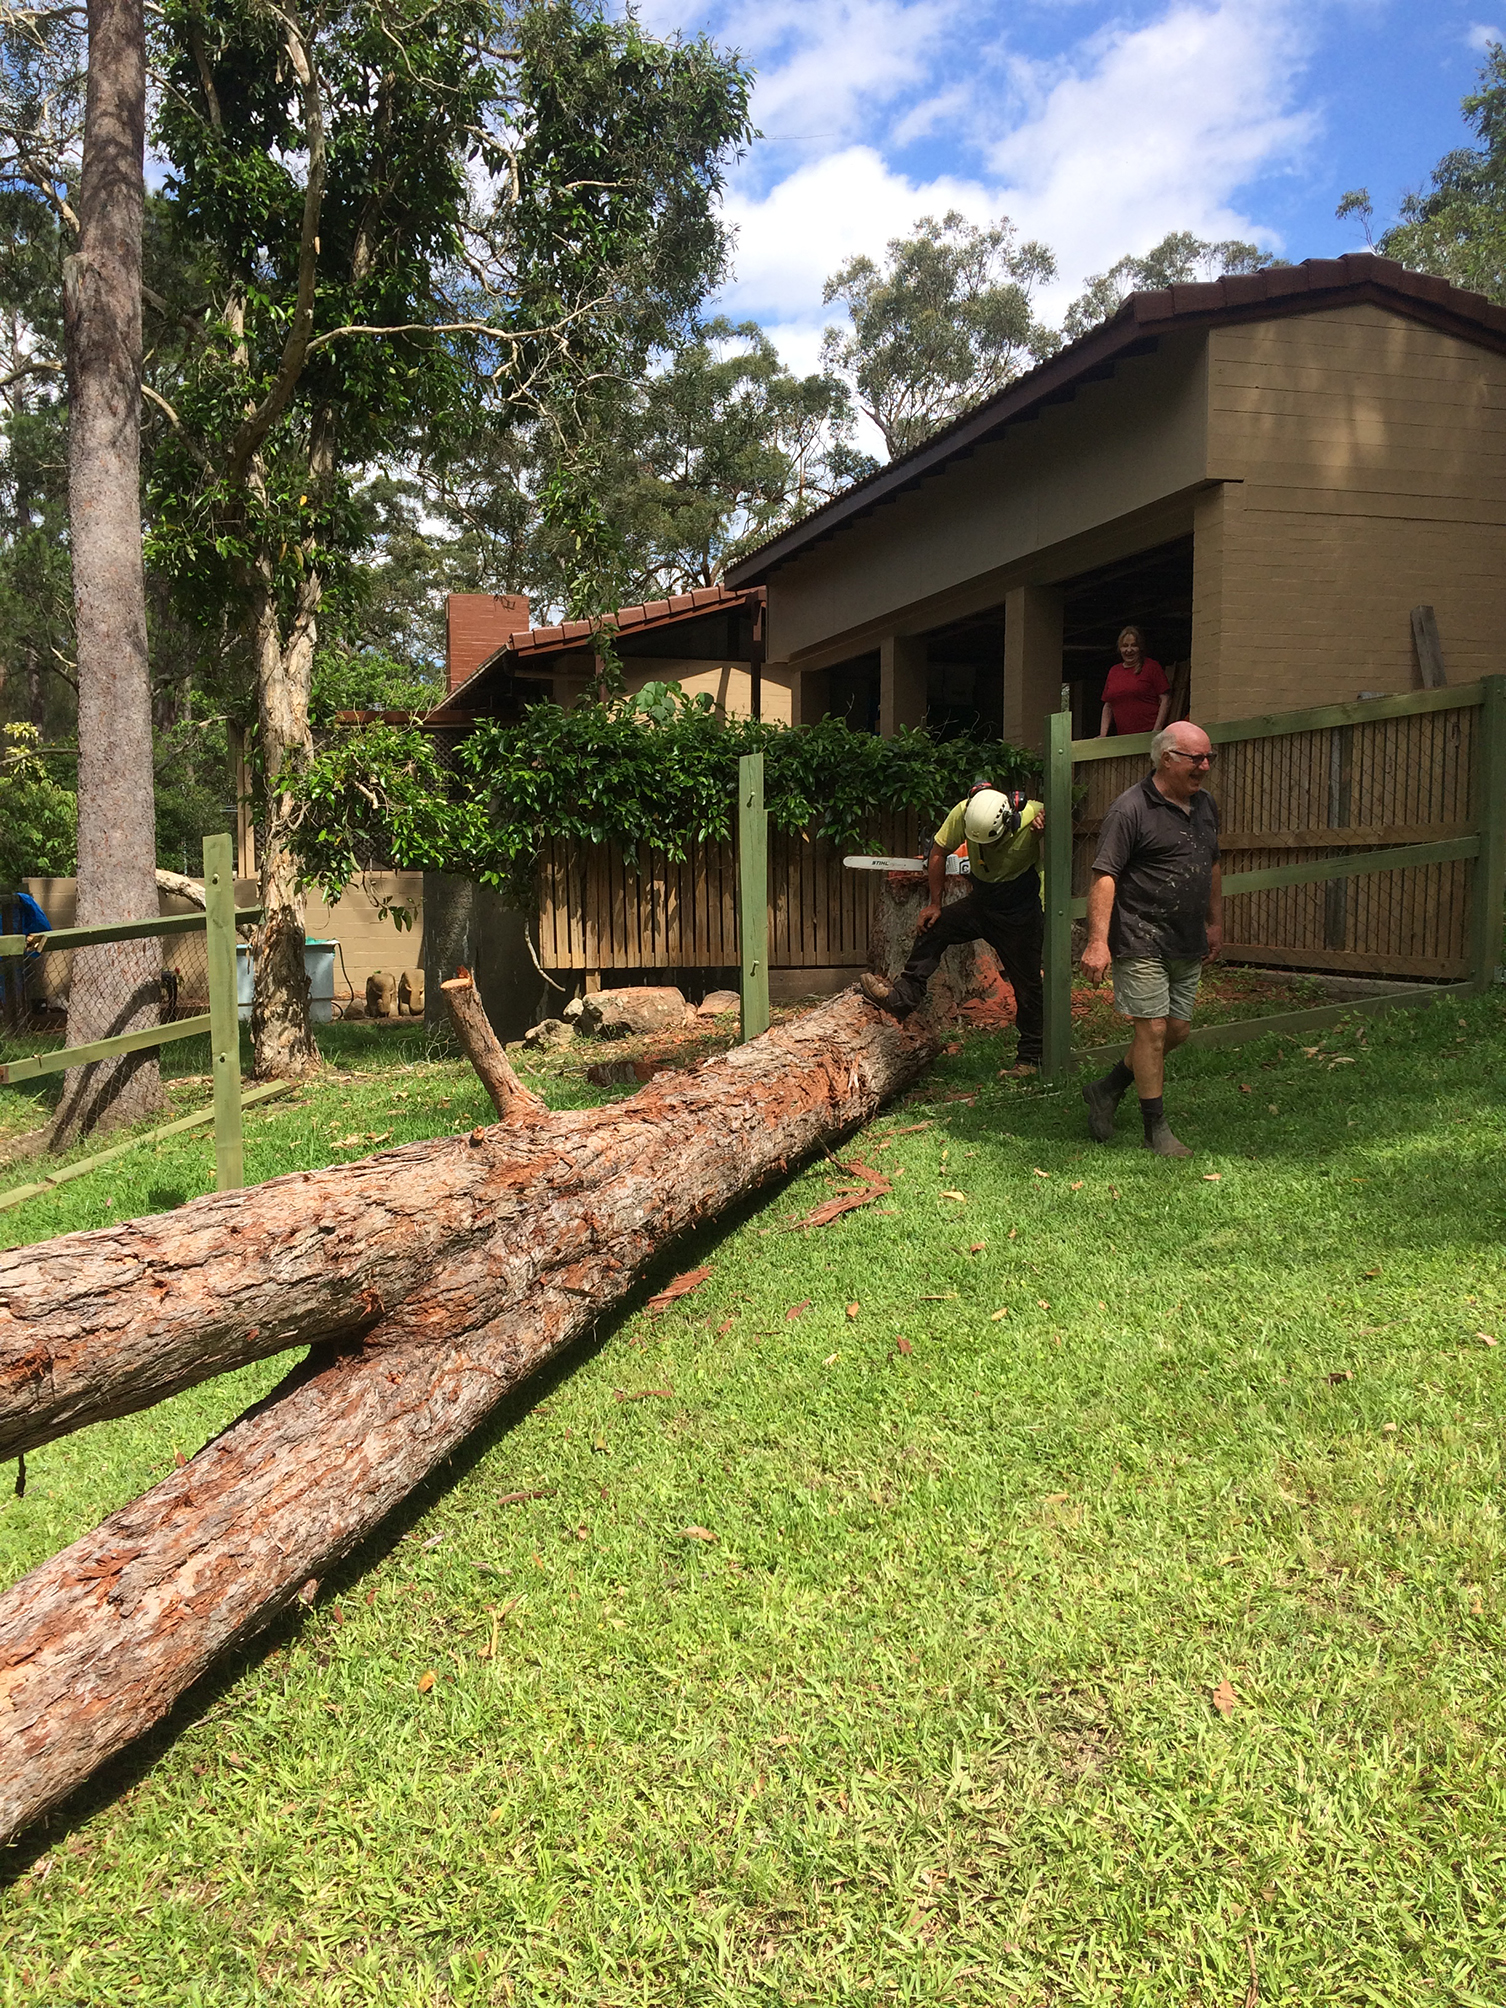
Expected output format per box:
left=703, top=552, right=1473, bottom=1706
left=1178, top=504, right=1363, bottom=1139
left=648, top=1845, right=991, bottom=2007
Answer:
left=890, top=884, right=1045, bottom=1062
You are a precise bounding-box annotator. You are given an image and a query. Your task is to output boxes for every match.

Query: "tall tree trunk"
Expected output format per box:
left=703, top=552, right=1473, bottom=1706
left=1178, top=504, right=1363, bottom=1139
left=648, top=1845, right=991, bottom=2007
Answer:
left=247, top=415, right=331, bottom=1080
left=51, top=0, right=163, bottom=1143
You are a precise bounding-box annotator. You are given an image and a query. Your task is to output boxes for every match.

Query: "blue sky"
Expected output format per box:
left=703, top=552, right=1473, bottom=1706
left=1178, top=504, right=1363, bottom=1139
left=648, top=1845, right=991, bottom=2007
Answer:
left=633, top=1, right=1499, bottom=382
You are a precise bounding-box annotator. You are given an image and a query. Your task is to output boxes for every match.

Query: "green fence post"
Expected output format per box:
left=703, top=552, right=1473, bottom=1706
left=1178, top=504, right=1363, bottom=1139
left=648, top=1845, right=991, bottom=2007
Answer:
left=204, top=831, right=244, bottom=1190
left=1471, top=673, right=1506, bottom=993
left=737, top=752, right=770, bottom=1043
left=1041, top=708, right=1075, bottom=1083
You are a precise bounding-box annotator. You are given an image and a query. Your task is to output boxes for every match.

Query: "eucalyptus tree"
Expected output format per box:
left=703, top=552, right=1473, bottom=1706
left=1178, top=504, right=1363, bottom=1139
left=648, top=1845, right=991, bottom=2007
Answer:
left=2, top=0, right=168, bottom=1138
left=820, top=211, right=1058, bottom=460
left=1060, top=230, right=1278, bottom=342
left=145, top=0, right=752, bottom=1076
left=1342, top=44, right=1506, bottom=303
left=587, top=318, right=870, bottom=596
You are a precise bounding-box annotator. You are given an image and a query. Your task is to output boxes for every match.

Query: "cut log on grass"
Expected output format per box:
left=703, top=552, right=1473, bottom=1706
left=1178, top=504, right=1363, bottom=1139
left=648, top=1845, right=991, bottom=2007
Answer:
left=0, top=986, right=945, bottom=1842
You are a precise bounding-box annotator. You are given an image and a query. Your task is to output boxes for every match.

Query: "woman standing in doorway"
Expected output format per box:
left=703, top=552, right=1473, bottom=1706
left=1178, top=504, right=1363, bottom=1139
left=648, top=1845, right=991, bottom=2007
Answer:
left=1099, top=626, right=1171, bottom=737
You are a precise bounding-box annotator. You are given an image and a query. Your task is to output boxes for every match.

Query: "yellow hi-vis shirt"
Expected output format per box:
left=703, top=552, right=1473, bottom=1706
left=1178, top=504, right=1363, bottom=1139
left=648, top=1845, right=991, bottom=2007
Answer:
left=932, top=798, right=1044, bottom=884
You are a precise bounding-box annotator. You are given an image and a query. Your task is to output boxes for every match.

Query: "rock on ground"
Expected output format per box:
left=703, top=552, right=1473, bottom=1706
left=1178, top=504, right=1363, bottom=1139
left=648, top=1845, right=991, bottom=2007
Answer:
left=576, top=987, right=689, bottom=1039
left=697, top=989, right=739, bottom=1018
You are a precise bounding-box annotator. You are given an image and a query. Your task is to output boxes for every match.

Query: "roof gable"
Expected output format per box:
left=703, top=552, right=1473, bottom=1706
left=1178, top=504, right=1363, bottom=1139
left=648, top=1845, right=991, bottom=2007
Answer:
left=725, top=255, right=1506, bottom=586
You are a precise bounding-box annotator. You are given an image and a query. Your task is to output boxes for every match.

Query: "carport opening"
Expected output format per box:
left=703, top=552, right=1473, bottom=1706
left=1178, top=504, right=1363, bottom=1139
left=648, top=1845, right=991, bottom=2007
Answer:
left=1060, top=535, right=1193, bottom=740
left=921, top=610, right=1004, bottom=739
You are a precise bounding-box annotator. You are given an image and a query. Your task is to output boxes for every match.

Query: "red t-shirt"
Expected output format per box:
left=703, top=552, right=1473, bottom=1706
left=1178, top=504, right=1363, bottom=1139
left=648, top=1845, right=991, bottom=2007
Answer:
left=1102, top=658, right=1169, bottom=735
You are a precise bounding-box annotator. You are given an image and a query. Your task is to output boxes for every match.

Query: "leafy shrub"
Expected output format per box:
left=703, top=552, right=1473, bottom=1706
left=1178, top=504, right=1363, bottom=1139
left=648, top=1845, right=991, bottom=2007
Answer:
left=0, top=724, right=78, bottom=881
left=290, top=684, right=1041, bottom=906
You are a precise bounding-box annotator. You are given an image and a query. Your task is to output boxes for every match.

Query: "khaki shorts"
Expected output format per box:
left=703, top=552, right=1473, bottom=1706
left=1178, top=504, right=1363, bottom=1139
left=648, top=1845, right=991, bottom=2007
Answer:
left=1112, top=955, right=1203, bottom=1022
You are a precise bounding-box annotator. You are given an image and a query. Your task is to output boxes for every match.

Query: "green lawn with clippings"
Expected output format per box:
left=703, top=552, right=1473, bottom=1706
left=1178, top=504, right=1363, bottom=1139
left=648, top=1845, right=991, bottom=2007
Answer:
left=2, top=991, right=1504, bottom=2006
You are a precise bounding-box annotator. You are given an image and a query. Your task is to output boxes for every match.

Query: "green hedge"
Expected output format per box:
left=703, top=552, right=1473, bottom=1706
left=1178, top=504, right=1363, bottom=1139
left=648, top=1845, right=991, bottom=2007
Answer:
left=290, top=682, right=1042, bottom=905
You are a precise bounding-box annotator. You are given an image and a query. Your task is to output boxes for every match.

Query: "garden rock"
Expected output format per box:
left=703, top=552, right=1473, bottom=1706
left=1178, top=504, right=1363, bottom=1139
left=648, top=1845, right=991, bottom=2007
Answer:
left=524, top=1017, right=575, bottom=1050
left=562, top=997, right=585, bottom=1022
left=576, top=986, right=688, bottom=1039
left=697, top=989, right=739, bottom=1018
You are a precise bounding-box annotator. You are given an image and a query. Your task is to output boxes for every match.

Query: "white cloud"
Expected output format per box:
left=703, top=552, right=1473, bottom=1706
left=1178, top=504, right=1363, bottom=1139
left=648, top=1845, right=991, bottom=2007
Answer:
left=641, top=0, right=962, bottom=161
left=717, top=1, right=1313, bottom=351
left=1467, top=22, right=1505, bottom=52
left=720, top=145, right=1002, bottom=323
left=987, top=2, right=1311, bottom=313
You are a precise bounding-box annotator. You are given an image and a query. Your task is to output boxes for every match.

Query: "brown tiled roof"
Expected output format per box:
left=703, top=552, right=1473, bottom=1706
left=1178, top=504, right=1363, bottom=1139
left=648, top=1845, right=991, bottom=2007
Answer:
left=441, top=583, right=760, bottom=711
left=725, top=254, right=1506, bottom=587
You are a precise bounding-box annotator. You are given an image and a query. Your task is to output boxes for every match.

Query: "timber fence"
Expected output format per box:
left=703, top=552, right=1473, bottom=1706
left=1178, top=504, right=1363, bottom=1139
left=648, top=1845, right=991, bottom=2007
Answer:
left=1040, top=676, right=1506, bottom=1080
left=537, top=809, right=922, bottom=980
left=0, top=834, right=289, bottom=1207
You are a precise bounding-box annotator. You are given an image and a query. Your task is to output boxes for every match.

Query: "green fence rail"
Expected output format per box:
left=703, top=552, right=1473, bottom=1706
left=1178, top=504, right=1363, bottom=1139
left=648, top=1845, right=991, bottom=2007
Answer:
left=738, top=752, right=771, bottom=1043
left=0, top=833, right=256, bottom=1191
left=1040, top=675, right=1506, bottom=1083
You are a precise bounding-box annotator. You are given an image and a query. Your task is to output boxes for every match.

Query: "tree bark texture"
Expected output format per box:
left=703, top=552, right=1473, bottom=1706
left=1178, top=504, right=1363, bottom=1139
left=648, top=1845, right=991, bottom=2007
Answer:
left=248, top=551, right=319, bottom=1081
left=0, top=990, right=938, bottom=1841
left=53, top=0, right=165, bottom=1143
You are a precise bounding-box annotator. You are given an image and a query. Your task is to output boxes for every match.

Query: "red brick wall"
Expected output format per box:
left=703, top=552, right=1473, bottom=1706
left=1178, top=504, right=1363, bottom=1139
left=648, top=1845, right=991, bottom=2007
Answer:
left=446, top=593, right=530, bottom=694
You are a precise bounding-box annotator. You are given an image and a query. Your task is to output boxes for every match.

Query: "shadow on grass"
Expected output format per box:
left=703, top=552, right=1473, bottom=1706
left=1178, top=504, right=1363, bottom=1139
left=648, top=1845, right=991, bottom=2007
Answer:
left=0, top=1143, right=824, bottom=1880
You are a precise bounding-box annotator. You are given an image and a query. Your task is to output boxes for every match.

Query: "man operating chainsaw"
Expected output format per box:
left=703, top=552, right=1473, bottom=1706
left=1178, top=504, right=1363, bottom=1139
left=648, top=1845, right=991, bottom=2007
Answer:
left=861, top=783, right=1045, bottom=1075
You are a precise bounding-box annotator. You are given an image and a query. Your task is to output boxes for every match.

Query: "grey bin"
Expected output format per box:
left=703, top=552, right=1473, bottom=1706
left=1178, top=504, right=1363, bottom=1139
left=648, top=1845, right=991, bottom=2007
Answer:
left=236, top=939, right=338, bottom=1024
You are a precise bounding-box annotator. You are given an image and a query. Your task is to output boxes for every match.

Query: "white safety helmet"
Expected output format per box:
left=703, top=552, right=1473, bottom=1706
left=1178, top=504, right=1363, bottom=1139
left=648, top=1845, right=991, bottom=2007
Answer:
left=962, top=788, right=1018, bottom=845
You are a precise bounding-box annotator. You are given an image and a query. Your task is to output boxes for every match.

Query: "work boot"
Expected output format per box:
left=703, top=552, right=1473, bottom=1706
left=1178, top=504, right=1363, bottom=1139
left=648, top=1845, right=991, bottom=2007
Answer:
left=1143, top=1117, right=1192, bottom=1158
left=860, top=971, right=912, bottom=1019
left=1081, top=1074, right=1125, bottom=1142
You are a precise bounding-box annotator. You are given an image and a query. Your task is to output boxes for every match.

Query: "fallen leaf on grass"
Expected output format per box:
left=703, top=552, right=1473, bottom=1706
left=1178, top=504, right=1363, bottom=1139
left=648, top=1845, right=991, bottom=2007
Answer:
left=174, top=1449, right=187, bottom=1468
left=614, top=1387, right=673, bottom=1402
left=1203, top=1173, right=1222, bottom=1182
left=822, top=1351, right=840, bottom=1366
left=416, top=1671, right=436, bottom=1694
left=1037, top=1299, right=1051, bottom=1310
left=846, top=1302, right=860, bottom=1319
left=789, top=1160, right=891, bottom=1229
left=938, top=1188, right=968, bottom=1202
left=1069, top=1180, right=1084, bottom=1191
left=786, top=1300, right=810, bottom=1320
left=969, top=1242, right=986, bottom=1254
left=1032, top=1168, right=1050, bottom=1178
left=990, top=1308, right=1009, bottom=1321
left=1108, top=1185, right=1120, bottom=1201
left=1211, top=1678, right=1237, bottom=1718
left=894, top=1335, right=912, bottom=1356
left=890, top=1122, right=932, bottom=1136
left=365, top=1130, right=392, bottom=1145
left=1239, top=1084, right=1251, bottom=1094
left=1329, top=1056, right=1356, bottom=1067
left=1477, top=1331, right=1499, bottom=1347
left=1043, top=1492, right=1069, bottom=1507
left=1326, top=1370, right=1353, bottom=1383
left=334, top=1134, right=364, bottom=1149
left=498, top=1487, right=556, bottom=1505
left=1361, top=1267, right=1382, bottom=1279
left=716, top=1318, right=735, bottom=1336
left=647, top=1266, right=712, bottom=1314
left=680, top=1525, right=717, bottom=1542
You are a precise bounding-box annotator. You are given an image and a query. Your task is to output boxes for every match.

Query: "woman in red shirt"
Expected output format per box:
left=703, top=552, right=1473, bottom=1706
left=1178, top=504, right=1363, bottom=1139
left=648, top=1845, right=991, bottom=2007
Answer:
left=1098, top=626, right=1171, bottom=737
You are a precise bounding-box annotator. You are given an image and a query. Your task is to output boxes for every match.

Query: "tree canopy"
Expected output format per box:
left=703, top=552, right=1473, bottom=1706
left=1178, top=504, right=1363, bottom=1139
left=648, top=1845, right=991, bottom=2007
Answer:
left=820, top=211, right=1059, bottom=460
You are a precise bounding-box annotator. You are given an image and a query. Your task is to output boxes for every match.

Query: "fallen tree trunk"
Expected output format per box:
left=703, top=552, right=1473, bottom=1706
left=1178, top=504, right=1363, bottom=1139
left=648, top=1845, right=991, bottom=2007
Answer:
left=0, top=988, right=940, bottom=1842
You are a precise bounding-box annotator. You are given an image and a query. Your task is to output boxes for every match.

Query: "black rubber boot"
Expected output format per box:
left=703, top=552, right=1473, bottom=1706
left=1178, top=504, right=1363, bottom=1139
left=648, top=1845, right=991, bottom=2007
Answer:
left=1082, top=1073, right=1126, bottom=1142
left=1143, top=1117, right=1192, bottom=1157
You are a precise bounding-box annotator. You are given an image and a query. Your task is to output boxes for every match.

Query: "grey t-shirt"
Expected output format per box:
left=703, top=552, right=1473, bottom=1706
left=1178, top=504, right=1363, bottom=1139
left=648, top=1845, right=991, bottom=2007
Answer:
left=1092, top=774, right=1220, bottom=959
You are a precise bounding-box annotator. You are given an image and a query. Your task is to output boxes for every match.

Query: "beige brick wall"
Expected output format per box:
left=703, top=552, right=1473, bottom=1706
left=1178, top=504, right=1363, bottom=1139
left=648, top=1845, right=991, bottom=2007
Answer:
left=22, top=871, right=424, bottom=1014
left=1196, top=304, right=1506, bottom=720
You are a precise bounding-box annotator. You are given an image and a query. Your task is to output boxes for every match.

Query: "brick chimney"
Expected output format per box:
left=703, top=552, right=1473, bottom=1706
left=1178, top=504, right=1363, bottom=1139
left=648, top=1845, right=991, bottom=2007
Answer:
left=446, top=593, right=531, bottom=696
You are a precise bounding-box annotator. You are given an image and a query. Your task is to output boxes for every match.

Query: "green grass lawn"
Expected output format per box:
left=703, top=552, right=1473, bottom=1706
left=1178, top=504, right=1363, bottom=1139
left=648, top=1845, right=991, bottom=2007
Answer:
left=2, top=990, right=1505, bottom=2006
